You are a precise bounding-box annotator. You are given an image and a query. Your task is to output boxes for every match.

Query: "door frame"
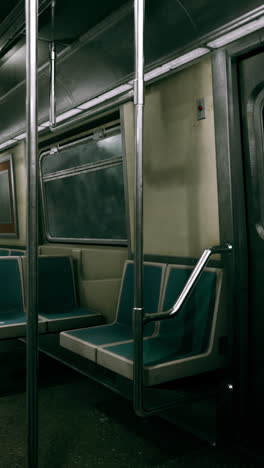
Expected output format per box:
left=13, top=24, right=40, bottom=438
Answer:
left=212, top=31, right=264, bottom=438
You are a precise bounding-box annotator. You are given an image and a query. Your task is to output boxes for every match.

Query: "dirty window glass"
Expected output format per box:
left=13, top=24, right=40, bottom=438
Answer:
left=41, top=130, right=127, bottom=243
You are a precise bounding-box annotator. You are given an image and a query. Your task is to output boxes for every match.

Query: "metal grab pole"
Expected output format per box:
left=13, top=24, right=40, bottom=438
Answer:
left=49, top=0, right=56, bottom=129
left=25, top=0, right=39, bottom=466
left=133, top=0, right=145, bottom=416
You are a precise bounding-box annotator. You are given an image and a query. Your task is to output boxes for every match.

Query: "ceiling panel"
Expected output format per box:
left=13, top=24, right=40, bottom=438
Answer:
left=39, top=0, right=129, bottom=43
left=0, top=1, right=20, bottom=24
left=0, top=0, right=263, bottom=142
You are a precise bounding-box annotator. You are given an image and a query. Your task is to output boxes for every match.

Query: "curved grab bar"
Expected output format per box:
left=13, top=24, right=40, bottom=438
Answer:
left=144, top=243, right=232, bottom=324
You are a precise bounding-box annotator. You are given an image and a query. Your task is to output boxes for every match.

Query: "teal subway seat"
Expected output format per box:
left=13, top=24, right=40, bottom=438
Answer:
left=0, top=249, right=25, bottom=256
left=38, top=256, right=102, bottom=332
left=0, top=256, right=46, bottom=339
left=0, top=249, right=10, bottom=256
left=96, top=265, right=224, bottom=386
left=10, top=250, right=25, bottom=256
left=60, top=261, right=166, bottom=362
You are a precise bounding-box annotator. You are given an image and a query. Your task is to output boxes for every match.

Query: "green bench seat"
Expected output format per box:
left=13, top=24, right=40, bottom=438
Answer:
left=10, top=250, right=25, bottom=256
left=60, top=261, right=166, bottom=361
left=0, top=257, right=46, bottom=339
left=0, top=249, right=10, bottom=256
left=97, top=265, right=224, bottom=385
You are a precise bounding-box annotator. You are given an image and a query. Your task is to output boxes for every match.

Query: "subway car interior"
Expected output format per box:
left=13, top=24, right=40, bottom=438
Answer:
left=0, top=0, right=263, bottom=466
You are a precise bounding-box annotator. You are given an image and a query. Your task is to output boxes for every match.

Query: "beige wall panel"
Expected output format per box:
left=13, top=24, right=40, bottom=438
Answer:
left=39, top=244, right=127, bottom=280
left=123, top=101, right=135, bottom=247
left=79, top=278, right=121, bottom=323
left=123, top=56, right=220, bottom=258
left=39, top=245, right=81, bottom=257
left=80, top=247, right=127, bottom=281
left=0, top=142, right=26, bottom=246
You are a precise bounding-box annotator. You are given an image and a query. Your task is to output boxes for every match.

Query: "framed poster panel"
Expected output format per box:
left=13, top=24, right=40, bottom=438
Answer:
left=0, top=154, right=18, bottom=237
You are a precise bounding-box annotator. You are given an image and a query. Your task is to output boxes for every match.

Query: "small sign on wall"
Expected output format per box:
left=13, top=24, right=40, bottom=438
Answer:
left=0, top=154, right=18, bottom=237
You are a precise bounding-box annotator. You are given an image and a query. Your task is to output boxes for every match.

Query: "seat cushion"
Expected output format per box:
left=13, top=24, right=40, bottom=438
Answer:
left=60, top=323, right=134, bottom=361
left=40, top=308, right=102, bottom=333
left=97, top=266, right=221, bottom=385
left=97, top=337, right=191, bottom=381
left=60, top=261, right=166, bottom=359
left=0, top=309, right=47, bottom=338
left=97, top=335, right=219, bottom=385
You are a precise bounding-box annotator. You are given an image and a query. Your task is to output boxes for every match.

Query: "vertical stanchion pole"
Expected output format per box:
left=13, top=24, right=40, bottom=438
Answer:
left=49, top=0, right=56, bottom=129
left=133, top=0, right=145, bottom=415
left=25, top=0, right=39, bottom=466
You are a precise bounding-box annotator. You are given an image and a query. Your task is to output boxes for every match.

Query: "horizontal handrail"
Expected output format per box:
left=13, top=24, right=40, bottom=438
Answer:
left=144, top=243, right=232, bottom=324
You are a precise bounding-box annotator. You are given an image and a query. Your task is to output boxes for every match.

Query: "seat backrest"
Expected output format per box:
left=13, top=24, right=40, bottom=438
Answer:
left=116, top=261, right=165, bottom=332
left=159, top=265, right=218, bottom=356
left=0, top=249, right=10, bottom=256
left=38, top=256, right=77, bottom=314
left=10, top=250, right=25, bottom=256
left=0, top=257, right=24, bottom=312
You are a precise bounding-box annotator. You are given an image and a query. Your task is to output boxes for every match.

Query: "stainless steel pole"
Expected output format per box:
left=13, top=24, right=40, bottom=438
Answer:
left=25, top=0, right=39, bottom=466
left=49, top=0, right=56, bottom=129
left=133, top=0, right=145, bottom=416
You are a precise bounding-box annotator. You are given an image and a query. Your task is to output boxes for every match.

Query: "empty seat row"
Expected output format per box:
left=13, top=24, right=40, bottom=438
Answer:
left=61, top=262, right=165, bottom=361
left=0, top=248, right=25, bottom=256
left=0, top=254, right=226, bottom=384
left=60, top=261, right=226, bottom=385
left=0, top=255, right=102, bottom=340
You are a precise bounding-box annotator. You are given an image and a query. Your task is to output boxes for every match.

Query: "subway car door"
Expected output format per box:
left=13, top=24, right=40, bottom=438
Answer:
left=239, top=50, right=264, bottom=427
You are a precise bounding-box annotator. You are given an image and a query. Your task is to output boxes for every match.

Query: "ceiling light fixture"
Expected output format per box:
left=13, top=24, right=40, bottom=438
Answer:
left=207, top=15, right=264, bottom=48
left=0, top=139, right=17, bottom=150
left=38, top=107, right=83, bottom=128
left=38, top=121, right=50, bottom=129
left=78, top=83, right=133, bottom=110
left=55, top=107, right=83, bottom=123
left=145, top=47, right=210, bottom=82
left=14, top=132, right=26, bottom=141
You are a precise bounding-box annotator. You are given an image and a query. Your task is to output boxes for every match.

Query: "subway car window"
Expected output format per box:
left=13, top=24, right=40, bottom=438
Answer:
left=42, top=133, right=122, bottom=175
left=40, top=129, right=127, bottom=243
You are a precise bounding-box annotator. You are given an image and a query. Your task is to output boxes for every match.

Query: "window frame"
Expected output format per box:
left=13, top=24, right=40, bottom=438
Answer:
left=39, top=124, right=129, bottom=245
left=0, top=153, right=18, bottom=238
left=255, top=93, right=264, bottom=238
left=246, top=88, right=264, bottom=239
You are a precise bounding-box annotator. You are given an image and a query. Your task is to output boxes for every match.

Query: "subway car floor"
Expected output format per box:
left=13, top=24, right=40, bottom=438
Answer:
left=0, top=342, right=261, bottom=468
